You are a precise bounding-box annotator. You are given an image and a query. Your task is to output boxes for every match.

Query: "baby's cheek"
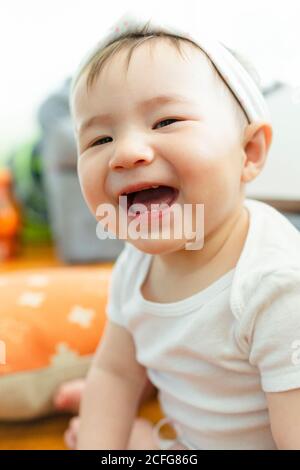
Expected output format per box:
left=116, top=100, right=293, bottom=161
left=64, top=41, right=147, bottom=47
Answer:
left=203, top=164, right=243, bottom=234
left=180, top=152, right=239, bottom=228
left=77, top=157, right=107, bottom=214
left=178, top=133, right=238, bottom=192
left=180, top=151, right=223, bottom=196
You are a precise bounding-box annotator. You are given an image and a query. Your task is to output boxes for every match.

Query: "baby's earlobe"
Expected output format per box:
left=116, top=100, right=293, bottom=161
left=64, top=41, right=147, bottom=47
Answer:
left=241, top=162, right=260, bottom=183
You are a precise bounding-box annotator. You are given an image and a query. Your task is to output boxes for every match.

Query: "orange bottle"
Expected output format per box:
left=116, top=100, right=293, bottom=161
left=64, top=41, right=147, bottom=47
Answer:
left=0, top=168, right=21, bottom=260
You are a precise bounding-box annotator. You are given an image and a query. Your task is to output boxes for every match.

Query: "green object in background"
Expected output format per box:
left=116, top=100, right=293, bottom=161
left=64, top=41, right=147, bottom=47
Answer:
left=4, top=137, right=52, bottom=244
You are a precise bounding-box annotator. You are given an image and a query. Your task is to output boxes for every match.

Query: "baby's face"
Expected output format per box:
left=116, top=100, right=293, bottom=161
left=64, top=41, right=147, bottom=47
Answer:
left=72, top=39, right=247, bottom=254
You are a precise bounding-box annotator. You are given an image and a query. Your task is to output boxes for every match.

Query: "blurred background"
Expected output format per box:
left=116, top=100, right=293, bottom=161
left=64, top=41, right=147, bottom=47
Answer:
left=0, top=0, right=300, bottom=264
left=0, top=0, right=300, bottom=451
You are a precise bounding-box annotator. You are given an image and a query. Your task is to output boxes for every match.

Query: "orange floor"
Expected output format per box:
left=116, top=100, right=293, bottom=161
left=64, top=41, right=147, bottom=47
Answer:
left=0, top=400, right=162, bottom=450
left=0, top=242, right=162, bottom=450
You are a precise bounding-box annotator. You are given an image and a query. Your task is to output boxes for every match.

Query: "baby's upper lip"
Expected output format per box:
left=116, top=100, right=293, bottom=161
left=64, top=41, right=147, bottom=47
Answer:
left=115, top=181, right=178, bottom=202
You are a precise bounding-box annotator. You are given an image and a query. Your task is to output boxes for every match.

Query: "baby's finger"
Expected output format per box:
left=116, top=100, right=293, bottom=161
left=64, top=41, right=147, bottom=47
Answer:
left=54, top=379, right=85, bottom=412
left=64, top=428, right=76, bottom=449
left=64, top=417, right=80, bottom=449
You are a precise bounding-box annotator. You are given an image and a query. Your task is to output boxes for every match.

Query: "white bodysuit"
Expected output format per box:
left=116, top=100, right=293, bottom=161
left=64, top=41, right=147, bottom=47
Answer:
left=106, top=199, right=300, bottom=450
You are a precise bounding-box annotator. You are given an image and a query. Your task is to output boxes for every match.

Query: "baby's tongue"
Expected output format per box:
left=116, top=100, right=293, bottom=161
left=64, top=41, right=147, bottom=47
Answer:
left=130, top=186, right=174, bottom=211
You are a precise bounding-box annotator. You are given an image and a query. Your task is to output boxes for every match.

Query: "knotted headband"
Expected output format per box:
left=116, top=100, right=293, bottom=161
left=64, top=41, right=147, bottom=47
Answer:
left=70, top=10, right=270, bottom=124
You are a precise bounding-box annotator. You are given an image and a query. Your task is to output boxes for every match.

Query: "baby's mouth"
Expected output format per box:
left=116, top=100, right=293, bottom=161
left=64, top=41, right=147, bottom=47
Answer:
left=123, top=185, right=179, bottom=218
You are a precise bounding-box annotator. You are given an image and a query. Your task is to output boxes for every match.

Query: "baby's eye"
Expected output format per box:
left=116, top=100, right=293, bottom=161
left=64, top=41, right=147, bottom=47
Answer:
left=88, top=119, right=180, bottom=147
left=90, top=136, right=112, bottom=147
left=154, top=118, right=179, bottom=129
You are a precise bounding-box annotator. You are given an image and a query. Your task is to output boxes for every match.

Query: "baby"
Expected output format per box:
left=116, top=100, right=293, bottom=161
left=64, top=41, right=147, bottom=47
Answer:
left=55, top=12, right=300, bottom=449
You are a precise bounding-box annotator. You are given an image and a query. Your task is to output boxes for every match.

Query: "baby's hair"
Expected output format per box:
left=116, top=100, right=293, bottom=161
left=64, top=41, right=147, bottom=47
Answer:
left=70, top=22, right=260, bottom=135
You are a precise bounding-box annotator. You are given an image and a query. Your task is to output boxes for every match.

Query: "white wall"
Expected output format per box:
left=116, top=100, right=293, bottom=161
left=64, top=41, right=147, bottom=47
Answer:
left=1, top=0, right=300, bottom=196
left=247, top=85, right=300, bottom=200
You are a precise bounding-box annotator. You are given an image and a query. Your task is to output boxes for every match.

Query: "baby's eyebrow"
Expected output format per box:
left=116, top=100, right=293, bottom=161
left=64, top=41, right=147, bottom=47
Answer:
left=77, top=93, right=193, bottom=137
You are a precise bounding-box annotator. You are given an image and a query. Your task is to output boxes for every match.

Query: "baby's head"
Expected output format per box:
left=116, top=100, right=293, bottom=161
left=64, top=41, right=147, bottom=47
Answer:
left=70, top=19, right=272, bottom=254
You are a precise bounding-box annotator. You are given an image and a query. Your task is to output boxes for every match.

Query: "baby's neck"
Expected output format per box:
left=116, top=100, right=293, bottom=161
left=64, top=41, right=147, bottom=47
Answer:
left=141, top=198, right=249, bottom=303
left=156, top=199, right=249, bottom=279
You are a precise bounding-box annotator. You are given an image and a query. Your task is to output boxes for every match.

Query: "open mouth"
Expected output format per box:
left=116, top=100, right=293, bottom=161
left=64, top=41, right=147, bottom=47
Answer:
left=121, top=185, right=179, bottom=218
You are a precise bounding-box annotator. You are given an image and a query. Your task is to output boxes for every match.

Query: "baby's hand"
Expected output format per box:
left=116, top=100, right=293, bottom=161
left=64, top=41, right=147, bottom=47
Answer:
left=64, top=416, right=80, bottom=449
left=54, top=379, right=85, bottom=414
left=53, top=379, right=85, bottom=449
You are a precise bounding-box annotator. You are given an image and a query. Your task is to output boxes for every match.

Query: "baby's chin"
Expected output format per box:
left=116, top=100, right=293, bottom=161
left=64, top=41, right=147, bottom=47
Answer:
left=127, top=237, right=189, bottom=256
left=101, top=216, right=201, bottom=254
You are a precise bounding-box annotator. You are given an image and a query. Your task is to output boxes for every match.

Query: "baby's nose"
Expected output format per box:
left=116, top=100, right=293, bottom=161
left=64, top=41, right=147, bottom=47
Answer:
left=109, top=142, right=154, bottom=170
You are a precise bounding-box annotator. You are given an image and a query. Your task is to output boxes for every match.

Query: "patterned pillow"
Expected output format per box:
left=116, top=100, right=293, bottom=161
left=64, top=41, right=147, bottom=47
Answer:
left=0, top=266, right=111, bottom=420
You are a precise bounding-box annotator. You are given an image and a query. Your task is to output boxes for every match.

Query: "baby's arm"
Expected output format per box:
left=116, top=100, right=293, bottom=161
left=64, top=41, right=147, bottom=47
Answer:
left=77, top=320, right=148, bottom=450
left=246, top=270, right=300, bottom=450
left=266, top=389, right=300, bottom=449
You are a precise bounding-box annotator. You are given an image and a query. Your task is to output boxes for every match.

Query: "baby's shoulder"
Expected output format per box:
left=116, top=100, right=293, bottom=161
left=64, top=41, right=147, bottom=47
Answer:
left=230, top=199, right=300, bottom=322
left=229, top=266, right=300, bottom=356
left=230, top=264, right=300, bottom=333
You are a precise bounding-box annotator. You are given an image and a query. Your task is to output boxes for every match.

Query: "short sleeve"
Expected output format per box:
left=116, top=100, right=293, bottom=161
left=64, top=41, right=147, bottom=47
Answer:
left=105, top=243, right=130, bottom=328
left=248, top=270, right=300, bottom=392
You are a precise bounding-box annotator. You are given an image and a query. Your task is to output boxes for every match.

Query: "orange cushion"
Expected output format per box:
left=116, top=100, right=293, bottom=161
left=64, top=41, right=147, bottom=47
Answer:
left=0, top=266, right=111, bottom=420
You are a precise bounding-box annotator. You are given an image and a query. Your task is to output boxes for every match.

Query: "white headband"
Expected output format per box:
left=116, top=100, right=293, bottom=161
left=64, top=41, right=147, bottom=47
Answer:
left=70, top=11, right=270, bottom=124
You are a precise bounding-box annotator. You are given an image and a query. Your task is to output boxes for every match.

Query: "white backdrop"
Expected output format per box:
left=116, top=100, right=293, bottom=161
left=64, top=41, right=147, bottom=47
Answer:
left=1, top=0, right=300, bottom=161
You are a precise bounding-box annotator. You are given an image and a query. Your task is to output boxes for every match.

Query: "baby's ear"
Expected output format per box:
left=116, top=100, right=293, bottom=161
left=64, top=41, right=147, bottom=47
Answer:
left=241, top=121, right=273, bottom=183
